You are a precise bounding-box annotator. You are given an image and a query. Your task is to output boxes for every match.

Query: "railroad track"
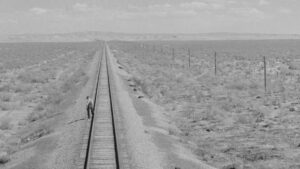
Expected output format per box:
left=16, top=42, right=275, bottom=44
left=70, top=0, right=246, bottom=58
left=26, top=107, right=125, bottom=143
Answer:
left=77, top=44, right=121, bottom=169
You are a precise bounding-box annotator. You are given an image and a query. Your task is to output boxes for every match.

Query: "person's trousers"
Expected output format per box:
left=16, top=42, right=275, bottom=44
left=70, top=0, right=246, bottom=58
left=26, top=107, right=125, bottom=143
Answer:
left=87, top=106, right=94, bottom=119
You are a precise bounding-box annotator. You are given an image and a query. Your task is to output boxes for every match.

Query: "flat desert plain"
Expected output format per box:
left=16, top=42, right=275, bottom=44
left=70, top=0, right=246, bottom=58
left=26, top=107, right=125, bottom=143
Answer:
left=0, top=42, right=99, bottom=168
left=109, top=40, right=300, bottom=169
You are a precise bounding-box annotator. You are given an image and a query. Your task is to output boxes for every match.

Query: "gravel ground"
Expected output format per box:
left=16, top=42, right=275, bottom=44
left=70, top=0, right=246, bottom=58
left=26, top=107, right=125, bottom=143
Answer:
left=108, top=47, right=166, bottom=169
left=108, top=46, right=217, bottom=169
left=45, top=51, right=100, bottom=169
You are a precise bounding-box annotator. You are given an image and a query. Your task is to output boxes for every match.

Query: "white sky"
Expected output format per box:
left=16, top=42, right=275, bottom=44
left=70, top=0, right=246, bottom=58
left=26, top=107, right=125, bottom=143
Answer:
left=0, top=0, right=299, bottom=34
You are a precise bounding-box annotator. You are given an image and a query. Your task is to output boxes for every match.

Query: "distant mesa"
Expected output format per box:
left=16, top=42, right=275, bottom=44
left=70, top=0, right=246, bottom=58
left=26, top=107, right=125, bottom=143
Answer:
left=1, top=32, right=300, bottom=42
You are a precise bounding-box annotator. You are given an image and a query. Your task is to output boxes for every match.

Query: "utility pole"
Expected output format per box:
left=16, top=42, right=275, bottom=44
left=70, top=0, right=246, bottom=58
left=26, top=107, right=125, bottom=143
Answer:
left=263, top=56, right=267, bottom=92
left=188, top=48, right=191, bottom=69
left=214, top=51, right=217, bottom=75
left=172, top=48, right=175, bottom=61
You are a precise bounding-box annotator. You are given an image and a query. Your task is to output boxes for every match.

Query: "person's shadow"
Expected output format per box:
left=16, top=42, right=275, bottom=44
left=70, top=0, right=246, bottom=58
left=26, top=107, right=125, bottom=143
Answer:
left=67, top=118, right=85, bottom=125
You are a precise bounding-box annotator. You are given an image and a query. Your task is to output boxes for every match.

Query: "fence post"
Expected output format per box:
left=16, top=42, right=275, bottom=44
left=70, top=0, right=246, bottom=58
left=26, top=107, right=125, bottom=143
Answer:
left=214, top=51, right=217, bottom=75
left=172, top=48, right=175, bottom=69
left=263, top=56, right=267, bottom=92
left=172, top=48, right=175, bottom=61
left=188, top=48, right=191, bottom=69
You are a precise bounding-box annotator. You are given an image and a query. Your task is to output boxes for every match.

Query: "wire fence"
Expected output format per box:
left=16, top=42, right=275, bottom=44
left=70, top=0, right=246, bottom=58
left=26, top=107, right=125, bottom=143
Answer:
left=118, top=42, right=300, bottom=103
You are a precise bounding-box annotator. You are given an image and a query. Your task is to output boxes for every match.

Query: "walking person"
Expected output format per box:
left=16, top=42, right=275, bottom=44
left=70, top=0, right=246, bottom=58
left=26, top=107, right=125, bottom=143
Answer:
left=86, top=96, right=94, bottom=119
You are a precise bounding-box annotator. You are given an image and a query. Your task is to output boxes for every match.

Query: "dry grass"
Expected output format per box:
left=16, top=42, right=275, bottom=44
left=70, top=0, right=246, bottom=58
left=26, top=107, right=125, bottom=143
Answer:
left=21, top=124, right=52, bottom=144
left=13, top=83, right=33, bottom=93
left=0, top=118, right=12, bottom=130
left=27, top=111, right=45, bottom=122
left=0, top=85, right=10, bottom=92
left=17, top=71, right=49, bottom=84
left=61, top=68, right=87, bottom=93
left=0, top=102, right=11, bottom=111
left=0, top=42, right=99, bottom=168
left=27, top=91, right=63, bottom=122
left=130, top=77, right=151, bottom=97
left=110, top=40, right=300, bottom=169
left=0, top=93, right=11, bottom=102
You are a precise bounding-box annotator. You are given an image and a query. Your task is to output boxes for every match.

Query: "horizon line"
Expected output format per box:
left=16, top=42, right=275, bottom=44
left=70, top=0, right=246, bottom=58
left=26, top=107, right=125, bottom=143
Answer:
left=3, top=31, right=300, bottom=36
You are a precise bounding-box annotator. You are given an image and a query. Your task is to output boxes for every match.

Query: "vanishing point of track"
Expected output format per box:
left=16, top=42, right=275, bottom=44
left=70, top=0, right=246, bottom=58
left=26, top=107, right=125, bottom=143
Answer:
left=77, top=43, right=120, bottom=169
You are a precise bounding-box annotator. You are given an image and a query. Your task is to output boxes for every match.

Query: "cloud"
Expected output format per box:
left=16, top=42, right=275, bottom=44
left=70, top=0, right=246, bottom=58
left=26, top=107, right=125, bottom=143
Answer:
left=179, top=1, right=225, bottom=11
left=211, top=3, right=225, bottom=10
left=115, top=3, right=200, bottom=20
left=116, top=9, right=197, bottom=20
left=148, top=3, right=171, bottom=9
left=179, top=2, right=209, bottom=9
left=230, top=7, right=266, bottom=20
left=173, top=10, right=198, bottom=17
left=227, top=0, right=237, bottom=4
left=279, top=8, right=292, bottom=14
left=0, top=19, right=18, bottom=24
left=259, top=0, right=269, bottom=6
left=147, top=3, right=199, bottom=18
left=73, top=3, right=89, bottom=12
left=30, top=7, right=48, bottom=15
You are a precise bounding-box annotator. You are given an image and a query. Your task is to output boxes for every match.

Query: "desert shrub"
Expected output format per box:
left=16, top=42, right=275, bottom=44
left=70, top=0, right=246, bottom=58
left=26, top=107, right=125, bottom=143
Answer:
left=194, top=147, right=215, bottom=162
left=168, top=128, right=178, bottom=135
left=44, top=91, right=63, bottom=106
left=0, top=152, right=10, bottom=164
left=239, top=148, right=281, bottom=162
left=61, top=78, right=76, bottom=93
left=289, top=164, right=300, bottom=169
left=34, top=104, right=44, bottom=112
left=13, top=83, right=32, bottom=93
left=202, top=109, right=220, bottom=121
left=0, top=85, right=10, bottom=92
left=235, top=114, right=254, bottom=125
left=27, top=112, right=39, bottom=122
left=131, top=77, right=151, bottom=96
left=0, top=118, right=12, bottom=130
left=61, top=68, right=87, bottom=93
left=26, top=81, right=65, bottom=122
left=0, top=103, right=11, bottom=111
left=0, top=93, right=11, bottom=102
left=18, top=120, right=27, bottom=126
left=288, top=62, right=300, bottom=70
left=220, top=101, right=233, bottom=112
left=21, top=125, right=52, bottom=144
left=271, top=81, right=285, bottom=93
left=132, top=76, right=142, bottom=86
left=140, top=81, right=152, bottom=97
left=226, top=82, right=246, bottom=91
left=27, top=106, right=62, bottom=122
left=27, top=111, right=46, bottom=122
left=17, top=71, right=48, bottom=84
left=249, top=82, right=259, bottom=90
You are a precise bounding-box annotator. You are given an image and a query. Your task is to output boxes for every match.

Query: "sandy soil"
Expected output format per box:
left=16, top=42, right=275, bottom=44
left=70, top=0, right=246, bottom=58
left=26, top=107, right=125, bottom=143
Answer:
left=108, top=45, right=217, bottom=169
left=108, top=46, right=165, bottom=169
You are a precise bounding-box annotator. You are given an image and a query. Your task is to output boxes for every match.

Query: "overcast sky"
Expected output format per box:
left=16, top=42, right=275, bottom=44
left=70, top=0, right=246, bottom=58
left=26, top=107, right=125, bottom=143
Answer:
left=0, top=0, right=299, bottom=34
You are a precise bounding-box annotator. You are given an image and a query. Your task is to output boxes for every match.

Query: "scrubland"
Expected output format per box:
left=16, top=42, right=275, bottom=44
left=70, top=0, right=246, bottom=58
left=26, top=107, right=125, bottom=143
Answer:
left=0, top=42, right=98, bottom=167
left=109, top=40, right=300, bottom=169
